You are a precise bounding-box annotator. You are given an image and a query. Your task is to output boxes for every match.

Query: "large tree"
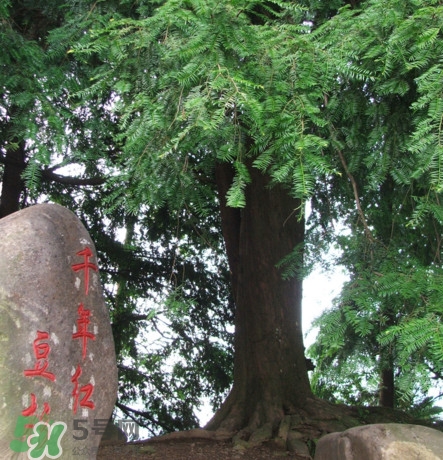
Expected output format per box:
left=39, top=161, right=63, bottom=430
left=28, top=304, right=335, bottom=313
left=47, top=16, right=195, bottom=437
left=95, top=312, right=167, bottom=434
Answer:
left=3, top=0, right=443, bottom=450
left=207, top=161, right=310, bottom=433
left=69, top=0, right=344, bottom=441
left=71, top=0, right=443, bottom=439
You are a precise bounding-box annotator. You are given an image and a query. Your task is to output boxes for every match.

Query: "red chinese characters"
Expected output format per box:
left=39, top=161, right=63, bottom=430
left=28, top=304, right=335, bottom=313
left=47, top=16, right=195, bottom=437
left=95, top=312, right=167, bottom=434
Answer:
left=71, top=247, right=98, bottom=296
left=22, top=332, right=54, bottom=428
left=22, top=394, right=50, bottom=418
left=72, top=304, right=96, bottom=360
left=21, top=393, right=50, bottom=428
left=70, top=246, right=97, bottom=414
left=71, top=365, right=95, bottom=414
left=23, top=331, right=56, bottom=382
left=12, top=241, right=101, bottom=454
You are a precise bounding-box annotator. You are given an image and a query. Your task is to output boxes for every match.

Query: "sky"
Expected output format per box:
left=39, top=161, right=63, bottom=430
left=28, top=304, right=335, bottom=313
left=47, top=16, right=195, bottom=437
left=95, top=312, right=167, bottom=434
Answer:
left=302, top=265, right=349, bottom=348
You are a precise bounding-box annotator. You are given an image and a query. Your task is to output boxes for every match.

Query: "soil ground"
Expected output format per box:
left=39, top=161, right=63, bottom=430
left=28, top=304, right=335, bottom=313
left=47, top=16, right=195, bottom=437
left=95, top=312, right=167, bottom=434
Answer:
left=98, top=438, right=309, bottom=460
left=97, top=405, right=443, bottom=459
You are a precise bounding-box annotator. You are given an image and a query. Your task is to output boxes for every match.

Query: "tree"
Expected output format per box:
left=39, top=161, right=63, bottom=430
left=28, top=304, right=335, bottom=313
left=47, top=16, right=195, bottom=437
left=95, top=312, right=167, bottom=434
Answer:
left=306, top=0, right=443, bottom=415
left=3, top=0, right=443, bottom=450
left=0, top=0, right=115, bottom=219
left=308, top=259, right=443, bottom=418
left=72, top=0, right=443, bottom=439
left=0, top=0, right=235, bottom=436
left=69, top=0, right=346, bottom=440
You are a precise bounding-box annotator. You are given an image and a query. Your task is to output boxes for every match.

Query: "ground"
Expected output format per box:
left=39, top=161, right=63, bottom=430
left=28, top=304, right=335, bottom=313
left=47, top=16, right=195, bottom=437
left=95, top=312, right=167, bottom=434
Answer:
left=98, top=438, right=309, bottom=459
left=97, top=404, right=442, bottom=459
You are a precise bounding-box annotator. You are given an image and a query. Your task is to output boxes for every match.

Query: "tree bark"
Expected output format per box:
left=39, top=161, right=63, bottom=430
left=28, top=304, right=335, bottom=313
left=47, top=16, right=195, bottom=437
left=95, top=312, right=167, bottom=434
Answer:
left=377, top=178, right=396, bottom=409
left=0, top=143, right=26, bottom=219
left=379, top=366, right=395, bottom=408
left=208, top=162, right=313, bottom=434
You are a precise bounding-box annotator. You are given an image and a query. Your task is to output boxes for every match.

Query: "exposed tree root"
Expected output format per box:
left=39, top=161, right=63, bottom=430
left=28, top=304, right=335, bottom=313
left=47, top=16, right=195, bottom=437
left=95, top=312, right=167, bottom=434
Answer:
left=141, top=397, right=441, bottom=459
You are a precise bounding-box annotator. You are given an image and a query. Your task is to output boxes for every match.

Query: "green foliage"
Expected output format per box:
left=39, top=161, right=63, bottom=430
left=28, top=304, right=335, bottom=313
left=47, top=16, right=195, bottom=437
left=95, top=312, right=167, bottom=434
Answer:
left=4, top=0, right=443, bottom=432
left=306, top=0, right=443, bottom=418
left=0, top=0, right=118, bottom=202
left=309, top=248, right=443, bottom=416
left=51, top=172, right=234, bottom=435
left=94, top=198, right=234, bottom=435
left=275, top=243, right=306, bottom=280
left=0, top=0, right=235, bottom=435
left=69, top=0, right=338, bottom=214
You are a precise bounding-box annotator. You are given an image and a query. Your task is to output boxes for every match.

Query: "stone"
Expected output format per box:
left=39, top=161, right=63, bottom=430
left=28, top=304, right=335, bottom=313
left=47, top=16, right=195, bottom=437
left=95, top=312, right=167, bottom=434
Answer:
left=314, top=423, right=443, bottom=460
left=0, top=204, right=118, bottom=459
left=286, top=432, right=310, bottom=457
left=248, top=422, right=273, bottom=445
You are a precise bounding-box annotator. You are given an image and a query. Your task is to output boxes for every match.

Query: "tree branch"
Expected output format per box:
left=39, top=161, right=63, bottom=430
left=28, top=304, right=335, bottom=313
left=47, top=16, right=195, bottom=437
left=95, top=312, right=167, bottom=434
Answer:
left=41, top=168, right=106, bottom=186
left=116, top=401, right=174, bottom=434
left=336, top=147, right=374, bottom=242
left=0, top=154, right=106, bottom=186
left=0, top=152, right=23, bottom=167
left=114, top=312, right=150, bottom=323
left=117, top=363, right=150, bottom=378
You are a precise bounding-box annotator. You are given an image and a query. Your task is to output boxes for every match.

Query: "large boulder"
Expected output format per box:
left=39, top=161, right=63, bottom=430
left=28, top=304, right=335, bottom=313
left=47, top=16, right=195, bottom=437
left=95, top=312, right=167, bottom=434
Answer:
left=0, top=204, right=118, bottom=459
left=314, top=423, right=443, bottom=460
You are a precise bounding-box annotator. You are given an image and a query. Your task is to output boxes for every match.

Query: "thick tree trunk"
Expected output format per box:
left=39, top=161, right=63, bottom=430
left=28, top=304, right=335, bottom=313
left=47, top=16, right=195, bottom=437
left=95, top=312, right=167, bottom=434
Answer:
left=208, top=162, right=313, bottom=434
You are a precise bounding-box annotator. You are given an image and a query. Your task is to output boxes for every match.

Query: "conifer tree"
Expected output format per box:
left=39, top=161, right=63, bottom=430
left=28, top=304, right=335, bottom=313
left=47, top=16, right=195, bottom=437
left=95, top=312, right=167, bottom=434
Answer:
left=3, top=0, right=443, bottom=449
left=307, top=0, right=443, bottom=416
left=70, top=0, right=443, bottom=439
left=0, top=0, right=234, bottom=435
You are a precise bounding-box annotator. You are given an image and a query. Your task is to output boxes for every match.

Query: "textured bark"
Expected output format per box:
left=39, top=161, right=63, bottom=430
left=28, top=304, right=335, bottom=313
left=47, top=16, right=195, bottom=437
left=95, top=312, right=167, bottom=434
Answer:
left=208, top=162, right=312, bottom=434
left=41, top=169, right=106, bottom=187
left=377, top=179, right=396, bottom=409
left=215, top=163, right=241, bottom=300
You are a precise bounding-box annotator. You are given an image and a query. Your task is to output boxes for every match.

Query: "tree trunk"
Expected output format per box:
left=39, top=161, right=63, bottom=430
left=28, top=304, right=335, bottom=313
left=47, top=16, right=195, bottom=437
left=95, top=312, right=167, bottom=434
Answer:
left=379, top=360, right=395, bottom=408
left=208, top=162, right=313, bottom=435
left=376, top=179, right=396, bottom=409
left=0, top=143, right=26, bottom=219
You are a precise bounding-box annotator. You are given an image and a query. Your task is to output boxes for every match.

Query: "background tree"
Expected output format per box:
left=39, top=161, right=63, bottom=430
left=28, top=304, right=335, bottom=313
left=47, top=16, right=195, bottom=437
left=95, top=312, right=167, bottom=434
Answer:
left=307, top=0, right=443, bottom=417
left=0, top=0, right=115, bottom=218
left=0, top=0, right=234, bottom=436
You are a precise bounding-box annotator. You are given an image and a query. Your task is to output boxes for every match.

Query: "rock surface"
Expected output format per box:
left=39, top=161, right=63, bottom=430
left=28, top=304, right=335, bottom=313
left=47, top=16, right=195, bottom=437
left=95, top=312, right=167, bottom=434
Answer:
left=314, top=423, right=443, bottom=460
left=0, top=204, right=118, bottom=459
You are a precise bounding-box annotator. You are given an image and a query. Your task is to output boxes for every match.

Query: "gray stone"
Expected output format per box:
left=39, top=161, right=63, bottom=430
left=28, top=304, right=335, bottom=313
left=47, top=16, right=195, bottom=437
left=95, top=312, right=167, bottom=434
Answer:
left=248, top=422, right=273, bottom=445
left=314, top=423, right=443, bottom=460
left=0, top=204, right=118, bottom=459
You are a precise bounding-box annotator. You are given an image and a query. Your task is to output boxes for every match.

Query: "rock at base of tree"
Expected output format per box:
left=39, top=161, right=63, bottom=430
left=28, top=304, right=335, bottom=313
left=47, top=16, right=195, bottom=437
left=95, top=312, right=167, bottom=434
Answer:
left=0, top=204, right=118, bottom=459
left=314, top=423, right=443, bottom=460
